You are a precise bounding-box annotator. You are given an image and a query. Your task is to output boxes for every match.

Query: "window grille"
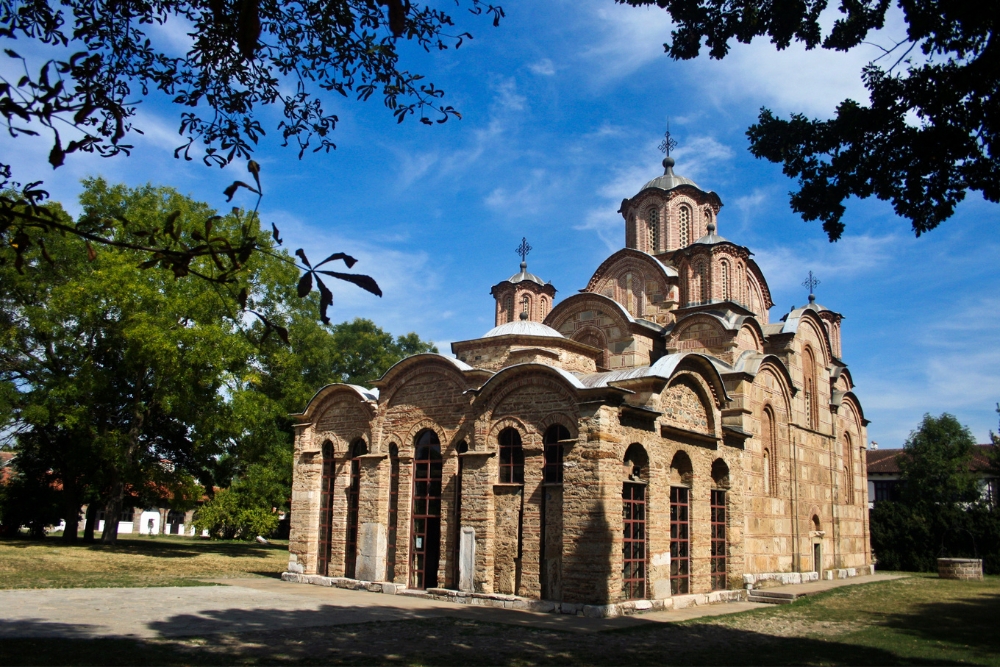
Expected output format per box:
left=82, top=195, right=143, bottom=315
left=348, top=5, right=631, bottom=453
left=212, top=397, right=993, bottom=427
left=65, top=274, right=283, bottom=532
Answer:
left=622, top=482, right=646, bottom=599
left=410, top=430, right=442, bottom=589
left=679, top=206, right=691, bottom=246
left=647, top=207, right=660, bottom=252
left=498, top=428, right=524, bottom=484
left=543, top=424, right=569, bottom=483
left=711, top=489, right=727, bottom=591
left=670, top=486, right=690, bottom=594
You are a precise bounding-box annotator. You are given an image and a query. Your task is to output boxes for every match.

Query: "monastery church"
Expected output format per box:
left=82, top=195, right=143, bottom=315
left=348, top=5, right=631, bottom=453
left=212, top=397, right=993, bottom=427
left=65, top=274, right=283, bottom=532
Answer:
left=287, top=148, right=873, bottom=607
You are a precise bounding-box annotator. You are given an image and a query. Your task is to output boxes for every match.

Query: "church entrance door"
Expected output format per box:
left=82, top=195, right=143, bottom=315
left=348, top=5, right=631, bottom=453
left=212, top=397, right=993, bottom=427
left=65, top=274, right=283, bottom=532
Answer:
left=410, top=430, right=443, bottom=589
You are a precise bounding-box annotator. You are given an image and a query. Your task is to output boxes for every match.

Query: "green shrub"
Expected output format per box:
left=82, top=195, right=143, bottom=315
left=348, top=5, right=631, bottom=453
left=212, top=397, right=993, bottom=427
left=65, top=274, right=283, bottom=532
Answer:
left=193, top=489, right=279, bottom=540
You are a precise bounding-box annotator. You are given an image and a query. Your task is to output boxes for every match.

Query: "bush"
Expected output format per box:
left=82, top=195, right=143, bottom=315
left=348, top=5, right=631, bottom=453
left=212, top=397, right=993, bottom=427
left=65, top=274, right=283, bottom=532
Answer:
left=193, top=489, right=279, bottom=540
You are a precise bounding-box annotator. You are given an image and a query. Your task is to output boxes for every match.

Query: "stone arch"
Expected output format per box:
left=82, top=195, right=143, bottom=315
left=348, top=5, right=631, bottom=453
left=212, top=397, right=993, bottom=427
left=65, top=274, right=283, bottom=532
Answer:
left=539, top=412, right=578, bottom=440
left=711, top=458, right=731, bottom=489
left=798, top=312, right=834, bottom=368
left=671, top=313, right=729, bottom=353
left=624, top=443, right=650, bottom=482
left=487, top=416, right=533, bottom=450
left=583, top=248, right=677, bottom=295
left=662, top=372, right=715, bottom=434
left=669, top=450, right=694, bottom=487
left=737, top=322, right=764, bottom=354
left=399, top=419, right=450, bottom=459
left=570, top=325, right=609, bottom=369
left=479, top=367, right=579, bottom=422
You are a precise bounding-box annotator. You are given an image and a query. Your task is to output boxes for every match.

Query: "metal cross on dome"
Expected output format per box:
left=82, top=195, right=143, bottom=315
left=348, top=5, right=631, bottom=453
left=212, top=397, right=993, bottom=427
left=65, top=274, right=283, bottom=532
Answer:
left=802, top=270, right=821, bottom=294
left=658, top=123, right=678, bottom=157
left=516, top=237, right=532, bottom=263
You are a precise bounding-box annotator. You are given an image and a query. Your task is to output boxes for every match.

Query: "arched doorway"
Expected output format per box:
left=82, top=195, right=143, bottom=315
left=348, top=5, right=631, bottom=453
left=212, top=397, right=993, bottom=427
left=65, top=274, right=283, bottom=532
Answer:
left=410, top=430, right=442, bottom=589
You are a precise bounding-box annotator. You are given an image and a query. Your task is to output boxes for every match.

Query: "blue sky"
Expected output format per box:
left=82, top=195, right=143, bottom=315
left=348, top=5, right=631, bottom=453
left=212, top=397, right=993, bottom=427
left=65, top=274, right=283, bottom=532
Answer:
left=3, top=0, right=999, bottom=448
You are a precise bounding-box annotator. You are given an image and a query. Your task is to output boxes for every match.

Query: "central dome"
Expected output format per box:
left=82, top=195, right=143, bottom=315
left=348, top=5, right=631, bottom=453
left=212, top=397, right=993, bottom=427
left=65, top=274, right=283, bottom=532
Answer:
left=507, top=261, right=547, bottom=286
left=483, top=321, right=564, bottom=338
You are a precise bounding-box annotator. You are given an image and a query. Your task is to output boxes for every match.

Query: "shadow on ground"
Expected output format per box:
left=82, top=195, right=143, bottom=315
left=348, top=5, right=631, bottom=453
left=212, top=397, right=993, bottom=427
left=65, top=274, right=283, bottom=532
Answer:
left=881, top=588, right=1000, bottom=656
left=0, top=536, right=284, bottom=560
left=0, top=601, right=969, bottom=666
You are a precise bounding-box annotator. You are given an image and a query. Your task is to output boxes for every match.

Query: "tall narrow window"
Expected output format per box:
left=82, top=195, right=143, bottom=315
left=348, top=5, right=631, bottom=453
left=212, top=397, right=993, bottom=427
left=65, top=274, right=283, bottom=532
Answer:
left=498, top=428, right=524, bottom=484
left=804, top=347, right=819, bottom=430
left=317, top=441, right=335, bottom=576
left=410, top=430, right=442, bottom=589
left=647, top=207, right=660, bottom=252
left=843, top=432, right=854, bottom=504
left=622, top=482, right=646, bottom=599
left=504, top=295, right=513, bottom=323
left=721, top=262, right=730, bottom=301
left=679, top=206, right=691, bottom=246
left=540, top=296, right=548, bottom=315
left=386, top=444, right=400, bottom=581
left=762, top=406, right=777, bottom=497
left=521, top=294, right=530, bottom=318
left=670, top=486, right=690, bottom=595
left=544, top=424, right=569, bottom=483
left=711, top=489, right=727, bottom=591
left=345, top=439, right=366, bottom=578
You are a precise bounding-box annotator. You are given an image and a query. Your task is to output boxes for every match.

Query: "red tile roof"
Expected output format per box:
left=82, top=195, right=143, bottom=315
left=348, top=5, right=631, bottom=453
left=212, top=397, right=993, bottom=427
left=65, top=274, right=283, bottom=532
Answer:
left=867, top=445, right=997, bottom=474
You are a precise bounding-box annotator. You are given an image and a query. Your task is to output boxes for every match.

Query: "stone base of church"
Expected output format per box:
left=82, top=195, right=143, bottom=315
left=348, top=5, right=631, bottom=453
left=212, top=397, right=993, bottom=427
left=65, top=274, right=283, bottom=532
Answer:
left=743, top=563, right=876, bottom=589
left=280, top=571, right=747, bottom=617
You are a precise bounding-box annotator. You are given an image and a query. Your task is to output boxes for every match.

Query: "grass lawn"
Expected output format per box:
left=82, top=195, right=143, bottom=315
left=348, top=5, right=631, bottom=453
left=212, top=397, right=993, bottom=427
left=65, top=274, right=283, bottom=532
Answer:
left=2, top=573, right=999, bottom=665
left=0, top=535, right=288, bottom=589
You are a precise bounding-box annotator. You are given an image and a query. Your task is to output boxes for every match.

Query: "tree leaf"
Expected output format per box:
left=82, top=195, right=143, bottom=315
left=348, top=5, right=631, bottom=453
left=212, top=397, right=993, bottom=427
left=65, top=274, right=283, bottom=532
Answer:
left=315, top=276, right=334, bottom=324
left=271, top=223, right=282, bottom=244
left=294, top=248, right=311, bottom=268
left=317, top=270, right=382, bottom=297
left=223, top=181, right=259, bottom=202
left=296, top=271, right=313, bottom=298
left=313, top=252, right=357, bottom=269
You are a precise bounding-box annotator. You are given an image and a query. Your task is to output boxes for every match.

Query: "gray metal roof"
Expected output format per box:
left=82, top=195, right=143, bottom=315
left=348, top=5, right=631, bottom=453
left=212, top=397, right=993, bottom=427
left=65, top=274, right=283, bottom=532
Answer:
left=506, top=261, right=547, bottom=286
left=483, top=320, right=564, bottom=339
left=639, top=158, right=703, bottom=194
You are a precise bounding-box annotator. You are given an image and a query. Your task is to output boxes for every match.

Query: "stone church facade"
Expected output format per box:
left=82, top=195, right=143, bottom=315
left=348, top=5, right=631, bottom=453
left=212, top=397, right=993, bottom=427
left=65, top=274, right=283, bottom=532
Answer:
left=286, top=154, right=872, bottom=605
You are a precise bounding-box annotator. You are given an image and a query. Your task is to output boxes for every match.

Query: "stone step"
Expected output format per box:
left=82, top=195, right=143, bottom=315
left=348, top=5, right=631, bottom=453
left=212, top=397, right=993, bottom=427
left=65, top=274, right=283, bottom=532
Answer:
left=749, top=590, right=799, bottom=600
left=748, top=594, right=796, bottom=605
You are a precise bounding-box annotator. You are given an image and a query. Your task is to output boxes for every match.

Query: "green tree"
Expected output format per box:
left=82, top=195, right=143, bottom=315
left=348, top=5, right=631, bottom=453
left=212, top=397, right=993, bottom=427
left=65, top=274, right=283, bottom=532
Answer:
left=621, top=0, right=998, bottom=240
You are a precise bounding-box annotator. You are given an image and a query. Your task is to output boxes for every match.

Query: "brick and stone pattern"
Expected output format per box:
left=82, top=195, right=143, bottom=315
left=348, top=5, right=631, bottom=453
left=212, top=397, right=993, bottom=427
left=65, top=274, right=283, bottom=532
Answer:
left=938, top=558, right=983, bottom=580
left=287, top=158, right=871, bottom=606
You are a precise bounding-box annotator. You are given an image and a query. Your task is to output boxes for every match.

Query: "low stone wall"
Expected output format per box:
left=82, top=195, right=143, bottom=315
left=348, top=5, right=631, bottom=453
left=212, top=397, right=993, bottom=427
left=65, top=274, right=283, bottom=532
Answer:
left=937, top=558, right=983, bottom=581
left=280, top=572, right=746, bottom=617
left=743, top=564, right=875, bottom=589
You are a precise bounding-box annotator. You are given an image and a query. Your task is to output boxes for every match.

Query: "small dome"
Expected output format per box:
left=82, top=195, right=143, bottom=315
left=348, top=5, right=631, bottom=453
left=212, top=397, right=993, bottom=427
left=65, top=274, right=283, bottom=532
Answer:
left=639, top=156, right=701, bottom=193
left=483, top=321, right=564, bottom=338
left=507, top=261, right=547, bottom=286
left=692, top=221, right=729, bottom=245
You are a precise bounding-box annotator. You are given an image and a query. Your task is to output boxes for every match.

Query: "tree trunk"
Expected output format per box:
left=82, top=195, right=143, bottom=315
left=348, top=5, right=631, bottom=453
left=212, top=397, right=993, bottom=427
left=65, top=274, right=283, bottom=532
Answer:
left=83, top=503, right=98, bottom=542
left=61, top=484, right=81, bottom=543
left=101, top=492, right=122, bottom=545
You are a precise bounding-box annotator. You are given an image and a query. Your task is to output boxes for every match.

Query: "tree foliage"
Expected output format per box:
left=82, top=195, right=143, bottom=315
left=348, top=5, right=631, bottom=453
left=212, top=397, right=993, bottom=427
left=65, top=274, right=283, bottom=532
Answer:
left=620, top=0, right=998, bottom=240
left=869, top=413, right=1000, bottom=573
left=0, top=183, right=435, bottom=540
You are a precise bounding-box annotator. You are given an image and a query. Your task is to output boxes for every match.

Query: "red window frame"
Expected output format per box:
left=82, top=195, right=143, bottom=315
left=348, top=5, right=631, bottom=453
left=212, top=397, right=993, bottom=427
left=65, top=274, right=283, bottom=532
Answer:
left=670, top=486, right=690, bottom=595
left=711, top=489, right=727, bottom=591
left=543, top=424, right=569, bottom=483
left=410, top=430, right=442, bottom=589
left=498, top=428, right=524, bottom=484
left=317, top=441, right=335, bottom=576
left=622, top=481, right=647, bottom=599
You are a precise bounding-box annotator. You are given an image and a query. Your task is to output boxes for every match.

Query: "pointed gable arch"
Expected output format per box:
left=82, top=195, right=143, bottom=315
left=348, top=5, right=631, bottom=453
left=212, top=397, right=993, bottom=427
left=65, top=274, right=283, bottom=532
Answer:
left=584, top=248, right=677, bottom=295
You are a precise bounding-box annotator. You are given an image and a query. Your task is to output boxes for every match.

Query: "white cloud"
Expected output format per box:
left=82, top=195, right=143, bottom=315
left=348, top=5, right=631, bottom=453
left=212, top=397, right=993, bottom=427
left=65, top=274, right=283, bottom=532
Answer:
left=528, top=58, right=556, bottom=76
left=752, top=233, right=897, bottom=295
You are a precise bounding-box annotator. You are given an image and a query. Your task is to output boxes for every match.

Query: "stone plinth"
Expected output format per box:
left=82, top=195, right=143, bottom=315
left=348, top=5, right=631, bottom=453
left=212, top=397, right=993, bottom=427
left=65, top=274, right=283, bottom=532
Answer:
left=937, top=558, right=983, bottom=581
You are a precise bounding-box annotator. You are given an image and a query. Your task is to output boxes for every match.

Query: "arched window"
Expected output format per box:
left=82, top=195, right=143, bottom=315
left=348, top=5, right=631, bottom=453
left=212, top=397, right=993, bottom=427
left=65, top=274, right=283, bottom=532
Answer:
left=386, top=443, right=400, bottom=581
left=627, top=214, right=636, bottom=247
left=710, top=459, right=729, bottom=591
left=345, top=438, right=367, bottom=578
left=679, top=206, right=691, bottom=247
left=691, top=260, right=708, bottom=304
left=521, top=294, right=531, bottom=318
left=669, top=451, right=692, bottom=595
left=647, top=207, right=660, bottom=252
left=843, top=432, right=854, bottom=504
left=410, top=430, right=442, bottom=589
left=803, top=347, right=819, bottom=430
left=721, top=261, right=730, bottom=301
left=504, top=295, right=513, bottom=323
left=622, top=444, right=649, bottom=599
left=317, top=440, right=336, bottom=576
left=544, top=424, right=569, bottom=483
left=498, top=428, right=524, bottom=484
left=762, top=406, right=777, bottom=497
left=540, top=296, right=548, bottom=316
